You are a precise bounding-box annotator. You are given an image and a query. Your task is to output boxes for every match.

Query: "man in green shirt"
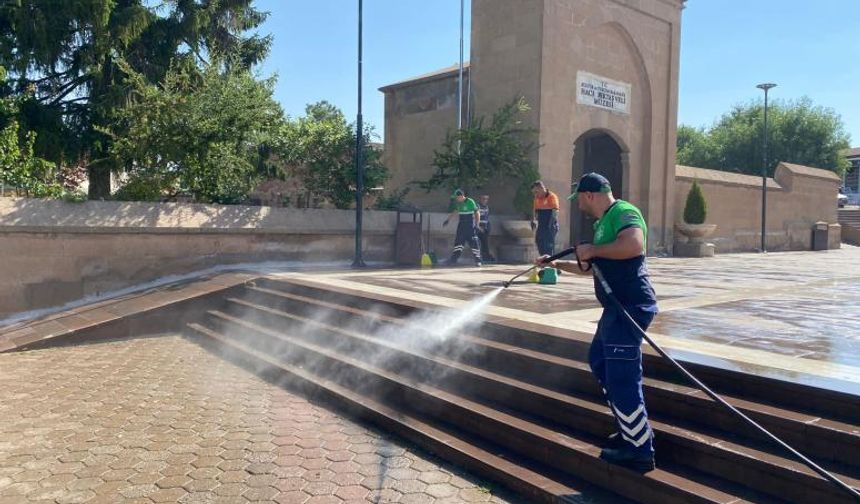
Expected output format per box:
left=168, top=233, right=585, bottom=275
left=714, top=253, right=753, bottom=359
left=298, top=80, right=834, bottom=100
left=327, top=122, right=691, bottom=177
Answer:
left=443, top=189, right=482, bottom=266
left=537, top=172, right=658, bottom=472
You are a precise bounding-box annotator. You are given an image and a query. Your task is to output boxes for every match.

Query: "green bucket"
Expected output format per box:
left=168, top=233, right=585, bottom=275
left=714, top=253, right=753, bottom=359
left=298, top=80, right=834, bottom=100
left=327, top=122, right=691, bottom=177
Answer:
left=538, top=267, right=558, bottom=285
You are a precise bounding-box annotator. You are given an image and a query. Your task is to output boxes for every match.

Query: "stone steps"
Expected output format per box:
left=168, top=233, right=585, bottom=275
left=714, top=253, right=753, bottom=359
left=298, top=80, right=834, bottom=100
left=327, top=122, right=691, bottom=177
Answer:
left=188, top=315, right=764, bottom=504
left=837, top=209, right=860, bottom=244
left=838, top=209, right=860, bottom=226
left=224, top=297, right=859, bottom=494
left=186, top=323, right=603, bottom=504
left=265, top=278, right=860, bottom=424
left=185, top=277, right=860, bottom=504
left=238, top=284, right=860, bottom=467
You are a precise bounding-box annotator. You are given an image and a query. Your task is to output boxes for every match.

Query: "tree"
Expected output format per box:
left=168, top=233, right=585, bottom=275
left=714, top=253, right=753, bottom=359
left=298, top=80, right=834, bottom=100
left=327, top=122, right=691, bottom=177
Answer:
left=0, top=0, right=271, bottom=198
left=420, top=96, right=539, bottom=215
left=104, top=61, right=284, bottom=204
left=677, top=97, right=851, bottom=176
left=676, top=125, right=716, bottom=169
left=0, top=119, right=63, bottom=198
left=277, top=102, right=389, bottom=209
left=0, top=66, right=62, bottom=197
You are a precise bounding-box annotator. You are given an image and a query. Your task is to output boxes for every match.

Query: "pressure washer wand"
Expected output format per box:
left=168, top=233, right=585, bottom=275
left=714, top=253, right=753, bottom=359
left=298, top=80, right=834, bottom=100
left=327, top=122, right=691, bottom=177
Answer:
left=502, top=247, right=578, bottom=288
left=591, top=263, right=860, bottom=502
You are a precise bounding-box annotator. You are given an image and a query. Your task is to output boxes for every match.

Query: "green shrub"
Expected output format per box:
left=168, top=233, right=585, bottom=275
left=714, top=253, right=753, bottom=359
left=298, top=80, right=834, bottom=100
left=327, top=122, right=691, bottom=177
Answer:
left=60, top=191, right=88, bottom=203
left=373, top=188, right=410, bottom=210
left=514, top=167, right=541, bottom=218
left=683, top=180, right=707, bottom=224
left=113, top=176, right=166, bottom=202
left=419, top=96, right=539, bottom=218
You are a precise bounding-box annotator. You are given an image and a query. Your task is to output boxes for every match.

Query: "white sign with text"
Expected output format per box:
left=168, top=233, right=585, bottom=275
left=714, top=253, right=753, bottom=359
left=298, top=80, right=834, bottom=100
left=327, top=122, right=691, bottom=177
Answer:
left=576, top=71, right=631, bottom=115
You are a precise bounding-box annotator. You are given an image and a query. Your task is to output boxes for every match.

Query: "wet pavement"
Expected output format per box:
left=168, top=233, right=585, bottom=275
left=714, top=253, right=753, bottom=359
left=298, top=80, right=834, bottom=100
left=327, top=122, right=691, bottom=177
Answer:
left=282, top=246, right=860, bottom=396
left=0, top=336, right=524, bottom=504
left=650, top=279, right=860, bottom=368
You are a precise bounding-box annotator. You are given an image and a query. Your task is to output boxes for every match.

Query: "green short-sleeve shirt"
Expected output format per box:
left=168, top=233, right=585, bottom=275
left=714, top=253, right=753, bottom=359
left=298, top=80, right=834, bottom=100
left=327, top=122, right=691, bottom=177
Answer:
left=593, top=200, right=647, bottom=249
left=454, top=197, right=479, bottom=215
left=590, top=200, right=656, bottom=311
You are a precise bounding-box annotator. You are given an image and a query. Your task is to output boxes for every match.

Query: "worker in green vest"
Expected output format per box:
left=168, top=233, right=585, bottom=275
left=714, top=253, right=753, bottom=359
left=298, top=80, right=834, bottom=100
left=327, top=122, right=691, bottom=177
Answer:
left=537, top=172, right=658, bottom=472
left=443, top=189, right=482, bottom=266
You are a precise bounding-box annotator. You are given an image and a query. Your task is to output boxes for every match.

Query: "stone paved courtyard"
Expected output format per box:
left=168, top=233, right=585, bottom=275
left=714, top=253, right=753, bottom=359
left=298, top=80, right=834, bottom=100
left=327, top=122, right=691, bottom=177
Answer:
left=0, top=336, right=522, bottom=504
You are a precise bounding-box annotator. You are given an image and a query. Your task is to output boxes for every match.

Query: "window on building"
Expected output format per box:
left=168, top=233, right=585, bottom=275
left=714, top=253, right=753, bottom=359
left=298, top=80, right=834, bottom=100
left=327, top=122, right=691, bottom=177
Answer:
left=846, top=160, right=860, bottom=192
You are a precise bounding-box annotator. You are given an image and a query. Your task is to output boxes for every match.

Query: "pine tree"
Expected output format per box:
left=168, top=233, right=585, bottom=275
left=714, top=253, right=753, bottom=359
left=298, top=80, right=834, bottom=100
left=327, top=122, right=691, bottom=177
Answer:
left=0, top=0, right=272, bottom=198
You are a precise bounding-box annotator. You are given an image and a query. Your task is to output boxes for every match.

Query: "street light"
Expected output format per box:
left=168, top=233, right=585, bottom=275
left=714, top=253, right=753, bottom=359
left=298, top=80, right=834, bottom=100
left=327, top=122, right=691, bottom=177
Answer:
left=457, top=0, right=465, bottom=138
left=756, top=82, right=776, bottom=253
left=352, top=0, right=366, bottom=268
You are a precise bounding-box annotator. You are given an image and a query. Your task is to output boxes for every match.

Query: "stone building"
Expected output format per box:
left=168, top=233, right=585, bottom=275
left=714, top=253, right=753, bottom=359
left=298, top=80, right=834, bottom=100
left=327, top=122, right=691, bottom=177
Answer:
left=380, top=0, right=843, bottom=255
left=381, top=0, right=685, bottom=253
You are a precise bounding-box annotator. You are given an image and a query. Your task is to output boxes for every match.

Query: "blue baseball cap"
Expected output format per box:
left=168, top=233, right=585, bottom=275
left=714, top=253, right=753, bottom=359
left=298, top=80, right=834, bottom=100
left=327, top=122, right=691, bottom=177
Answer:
left=568, top=172, right=612, bottom=201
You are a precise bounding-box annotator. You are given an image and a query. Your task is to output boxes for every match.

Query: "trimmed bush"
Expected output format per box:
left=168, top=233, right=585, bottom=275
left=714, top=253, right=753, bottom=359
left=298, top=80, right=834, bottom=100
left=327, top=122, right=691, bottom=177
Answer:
left=683, top=180, right=707, bottom=224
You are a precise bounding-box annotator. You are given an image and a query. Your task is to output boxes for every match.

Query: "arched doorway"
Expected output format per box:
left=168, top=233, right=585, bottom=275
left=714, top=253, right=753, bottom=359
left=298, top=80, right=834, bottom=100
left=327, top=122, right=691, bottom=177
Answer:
left=570, top=131, right=626, bottom=245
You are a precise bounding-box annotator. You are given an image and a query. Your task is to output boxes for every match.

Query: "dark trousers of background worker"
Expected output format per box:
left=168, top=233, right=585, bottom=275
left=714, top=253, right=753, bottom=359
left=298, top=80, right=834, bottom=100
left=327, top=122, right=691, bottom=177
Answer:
left=535, top=223, right=557, bottom=256
left=476, top=224, right=494, bottom=261
left=448, top=215, right=482, bottom=265
left=588, top=306, right=656, bottom=455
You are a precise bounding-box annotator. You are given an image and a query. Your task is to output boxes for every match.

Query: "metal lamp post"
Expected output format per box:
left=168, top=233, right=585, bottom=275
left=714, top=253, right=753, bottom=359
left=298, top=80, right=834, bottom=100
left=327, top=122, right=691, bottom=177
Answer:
left=353, top=0, right=366, bottom=268
left=756, top=82, right=776, bottom=253
left=457, top=0, right=464, bottom=137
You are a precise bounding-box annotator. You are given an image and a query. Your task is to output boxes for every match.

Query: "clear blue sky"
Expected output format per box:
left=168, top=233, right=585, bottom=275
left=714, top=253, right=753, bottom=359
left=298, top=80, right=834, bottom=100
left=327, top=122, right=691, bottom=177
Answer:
left=255, top=0, right=859, bottom=146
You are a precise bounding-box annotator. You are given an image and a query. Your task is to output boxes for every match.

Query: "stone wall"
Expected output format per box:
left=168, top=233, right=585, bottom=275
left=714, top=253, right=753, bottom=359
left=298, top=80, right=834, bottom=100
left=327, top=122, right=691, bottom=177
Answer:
left=3, top=158, right=842, bottom=318
left=674, top=163, right=842, bottom=253
left=0, top=198, right=513, bottom=318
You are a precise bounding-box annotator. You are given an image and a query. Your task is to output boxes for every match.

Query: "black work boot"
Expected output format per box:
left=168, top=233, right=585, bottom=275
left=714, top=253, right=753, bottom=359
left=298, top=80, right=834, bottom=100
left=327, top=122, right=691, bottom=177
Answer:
left=599, top=447, right=655, bottom=473
left=603, top=432, right=625, bottom=449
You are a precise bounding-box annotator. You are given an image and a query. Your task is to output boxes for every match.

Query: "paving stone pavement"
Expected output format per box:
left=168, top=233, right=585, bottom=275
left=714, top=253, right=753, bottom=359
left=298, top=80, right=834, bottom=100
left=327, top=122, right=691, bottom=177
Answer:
left=0, top=335, right=524, bottom=504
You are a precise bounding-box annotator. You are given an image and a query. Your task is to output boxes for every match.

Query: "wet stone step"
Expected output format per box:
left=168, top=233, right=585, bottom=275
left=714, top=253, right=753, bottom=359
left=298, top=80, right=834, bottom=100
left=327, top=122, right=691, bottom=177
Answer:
left=231, top=285, right=860, bottom=469
left=210, top=299, right=860, bottom=502
left=188, top=318, right=774, bottom=504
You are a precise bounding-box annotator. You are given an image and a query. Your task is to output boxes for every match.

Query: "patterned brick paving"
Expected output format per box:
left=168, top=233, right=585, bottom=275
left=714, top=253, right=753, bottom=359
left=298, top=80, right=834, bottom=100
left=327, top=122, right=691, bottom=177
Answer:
left=0, top=336, right=522, bottom=504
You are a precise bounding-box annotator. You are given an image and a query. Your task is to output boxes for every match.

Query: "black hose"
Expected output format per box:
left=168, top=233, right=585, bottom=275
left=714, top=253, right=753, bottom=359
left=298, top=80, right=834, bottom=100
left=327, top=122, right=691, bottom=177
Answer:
left=591, top=263, right=860, bottom=501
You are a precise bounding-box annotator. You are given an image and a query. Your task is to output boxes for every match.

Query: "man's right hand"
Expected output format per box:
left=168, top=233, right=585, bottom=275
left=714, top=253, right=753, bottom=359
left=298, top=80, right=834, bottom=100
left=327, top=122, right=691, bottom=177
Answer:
left=442, top=219, right=449, bottom=227
left=535, top=255, right=552, bottom=266
left=530, top=220, right=537, bottom=231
